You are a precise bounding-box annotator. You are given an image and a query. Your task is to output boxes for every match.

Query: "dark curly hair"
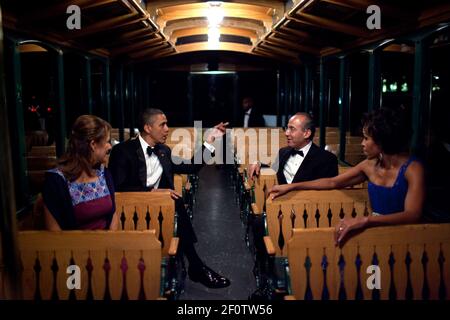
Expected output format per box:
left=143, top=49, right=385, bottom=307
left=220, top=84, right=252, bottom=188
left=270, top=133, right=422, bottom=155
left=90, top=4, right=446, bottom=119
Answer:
left=58, top=115, right=111, bottom=181
left=362, top=107, right=412, bottom=155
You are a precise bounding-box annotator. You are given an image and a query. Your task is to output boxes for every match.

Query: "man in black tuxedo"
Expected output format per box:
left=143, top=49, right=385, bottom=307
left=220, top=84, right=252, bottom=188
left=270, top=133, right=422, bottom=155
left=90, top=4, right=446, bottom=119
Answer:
left=108, top=108, right=230, bottom=289
left=240, top=96, right=265, bottom=128
left=248, top=112, right=338, bottom=184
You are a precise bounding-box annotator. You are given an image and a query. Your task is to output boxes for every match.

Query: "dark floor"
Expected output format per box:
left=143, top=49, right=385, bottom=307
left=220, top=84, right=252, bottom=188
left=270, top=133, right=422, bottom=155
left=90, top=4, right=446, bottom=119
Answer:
left=179, top=166, right=256, bottom=300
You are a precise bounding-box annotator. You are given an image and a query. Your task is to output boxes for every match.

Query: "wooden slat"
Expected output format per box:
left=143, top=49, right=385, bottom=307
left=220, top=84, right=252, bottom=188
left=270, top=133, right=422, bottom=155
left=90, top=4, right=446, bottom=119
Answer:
left=111, top=36, right=164, bottom=55
left=265, top=35, right=320, bottom=55
left=19, top=230, right=162, bottom=300
left=28, top=145, right=56, bottom=157
left=175, top=42, right=252, bottom=54
left=287, top=13, right=369, bottom=38
left=69, top=13, right=141, bottom=39
left=156, top=2, right=274, bottom=29
left=171, top=26, right=258, bottom=44
left=287, top=224, right=450, bottom=300
left=20, top=0, right=117, bottom=25
left=321, top=0, right=416, bottom=21
left=114, top=192, right=175, bottom=257
left=129, top=43, right=172, bottom=58
left=26, top=157, right=57, bottom=171
left=260, top=41, right=301, bottom=59
left=266, top=189, right=370, bottom=256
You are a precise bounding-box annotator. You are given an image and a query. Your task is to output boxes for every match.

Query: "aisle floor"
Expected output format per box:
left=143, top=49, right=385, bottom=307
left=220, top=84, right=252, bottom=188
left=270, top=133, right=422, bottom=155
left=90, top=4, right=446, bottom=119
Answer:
left=179, top=166, right=256, bottom=300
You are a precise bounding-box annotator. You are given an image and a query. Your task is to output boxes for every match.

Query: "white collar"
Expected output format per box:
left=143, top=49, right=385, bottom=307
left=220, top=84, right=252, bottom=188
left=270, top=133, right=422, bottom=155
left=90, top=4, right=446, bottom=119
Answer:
left=295, top=141, right=312, bottom=156
left=138, top=134, right=154, bottom=155
left=245, top=108, right=252, bottom=115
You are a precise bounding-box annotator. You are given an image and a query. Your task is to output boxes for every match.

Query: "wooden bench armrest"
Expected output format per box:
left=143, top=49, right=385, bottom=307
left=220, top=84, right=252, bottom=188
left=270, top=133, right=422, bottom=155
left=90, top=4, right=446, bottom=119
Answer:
left=284, top=295, right=296, bottom=300
left=251, top=203, right=261, bottom=216
left=263, top=236, right=276, bottom=256
left=168, top=237, right=179, bottom=256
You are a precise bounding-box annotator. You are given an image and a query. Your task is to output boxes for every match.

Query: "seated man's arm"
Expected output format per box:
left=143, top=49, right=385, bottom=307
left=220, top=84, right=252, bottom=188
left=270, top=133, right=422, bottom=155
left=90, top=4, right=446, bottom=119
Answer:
left=108, top=145, right=143, bottom=191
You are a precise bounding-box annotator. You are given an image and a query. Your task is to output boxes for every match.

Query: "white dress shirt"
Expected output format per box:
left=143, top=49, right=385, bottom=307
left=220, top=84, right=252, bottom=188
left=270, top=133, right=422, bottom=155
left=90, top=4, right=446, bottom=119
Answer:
left=139, top=135, right=216, bottom=189
left=139, top=135, right=163, bottom=189
left=244, top=108, right=252, bottom=128
left=283, top=141, right=313, bottom=184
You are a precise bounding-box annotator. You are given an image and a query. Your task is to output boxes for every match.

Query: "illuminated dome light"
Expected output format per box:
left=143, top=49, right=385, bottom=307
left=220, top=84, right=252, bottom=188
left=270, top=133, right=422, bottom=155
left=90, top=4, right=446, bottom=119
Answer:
left=207, top=2, right=224, bottom=27
left=208, top=26, right=220, bottom=49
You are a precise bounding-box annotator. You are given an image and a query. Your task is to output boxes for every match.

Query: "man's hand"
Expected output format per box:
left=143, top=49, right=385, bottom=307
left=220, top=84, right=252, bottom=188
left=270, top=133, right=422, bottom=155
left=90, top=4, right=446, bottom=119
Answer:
left=206, top=122, right=229, bottom=144
left=248, top=162, right=261, bottom=181
left=151, top=188, right=182, bottom=200
left=268, top=184, right=292, bottom=200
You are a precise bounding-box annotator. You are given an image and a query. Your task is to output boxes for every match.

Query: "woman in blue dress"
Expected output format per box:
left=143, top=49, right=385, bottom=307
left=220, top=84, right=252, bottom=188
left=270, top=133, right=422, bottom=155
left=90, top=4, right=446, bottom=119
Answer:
left=268, top=107, right=425, bottom=244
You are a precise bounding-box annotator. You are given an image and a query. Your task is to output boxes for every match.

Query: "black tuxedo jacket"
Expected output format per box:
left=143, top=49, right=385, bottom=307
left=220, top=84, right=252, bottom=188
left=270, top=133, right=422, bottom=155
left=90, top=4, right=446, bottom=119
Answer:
left=108, top=138, right=206, bottom=192
left=275, top=143, right=338, bottom=185
left=239, top=109, right=266, bottom=127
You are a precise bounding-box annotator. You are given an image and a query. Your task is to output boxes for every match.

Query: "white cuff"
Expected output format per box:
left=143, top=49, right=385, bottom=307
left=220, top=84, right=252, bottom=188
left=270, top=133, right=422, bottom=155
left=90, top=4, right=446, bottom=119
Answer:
left=203, top=141, right=215, bottom=153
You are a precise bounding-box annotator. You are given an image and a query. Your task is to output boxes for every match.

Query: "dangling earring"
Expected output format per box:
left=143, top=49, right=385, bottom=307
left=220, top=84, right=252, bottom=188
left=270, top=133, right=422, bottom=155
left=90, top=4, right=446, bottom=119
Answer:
left=378, top=153, right=383, bottom=162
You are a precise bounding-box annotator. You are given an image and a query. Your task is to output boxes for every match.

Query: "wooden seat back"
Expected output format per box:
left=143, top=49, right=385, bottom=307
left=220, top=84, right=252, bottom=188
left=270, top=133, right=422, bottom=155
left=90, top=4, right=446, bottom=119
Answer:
left=111, top=128, right=133, bottom=141
left=18, top=230, right=162, bottom=300
left=266, top=189, right=370, bottom=256
left=25, top=131, right=49, bottom=151
left=26, top=156, right=57, bottom=171
left=250, top=168, right=278, bottom=212
left=114, top=192, right=175, bottom=256
left=28, top=145, right=56, bottom=157
left=287, top=224, right=450, bottom=300
left=232, top=128, right=287, bottom=166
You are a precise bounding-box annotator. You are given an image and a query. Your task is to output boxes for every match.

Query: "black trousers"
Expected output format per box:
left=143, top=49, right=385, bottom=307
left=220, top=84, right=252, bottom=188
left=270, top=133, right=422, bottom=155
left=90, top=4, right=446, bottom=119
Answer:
left=174, top=198, right=197, bottom=243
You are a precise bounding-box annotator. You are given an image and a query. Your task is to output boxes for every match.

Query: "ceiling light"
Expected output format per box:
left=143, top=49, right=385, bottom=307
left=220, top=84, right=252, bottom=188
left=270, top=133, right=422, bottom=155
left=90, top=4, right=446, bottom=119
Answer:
left=208, top=26, right=220, bottom=49
left=207, top=2, right=224, bottom=26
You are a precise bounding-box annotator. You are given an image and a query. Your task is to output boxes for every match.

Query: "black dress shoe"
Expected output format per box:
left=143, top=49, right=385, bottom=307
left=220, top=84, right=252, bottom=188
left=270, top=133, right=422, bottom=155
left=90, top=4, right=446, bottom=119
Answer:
left=188, top=265, right=231, bottom=289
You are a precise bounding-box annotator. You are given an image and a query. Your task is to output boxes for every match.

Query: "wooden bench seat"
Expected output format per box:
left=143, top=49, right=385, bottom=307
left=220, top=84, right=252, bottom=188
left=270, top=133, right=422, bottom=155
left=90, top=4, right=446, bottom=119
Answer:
left=286, top=224, right=450, bottom=300
left=232, top=127, right=286, bottom=166
left=114, top=191, right=177, bottom=257
left=265, top=189, right=371, bottom=256
left=18, top=230, right=164, bottom=300
left=28, top=145, right=56, bottom=157
left=26, top=156, right=57, bottom=171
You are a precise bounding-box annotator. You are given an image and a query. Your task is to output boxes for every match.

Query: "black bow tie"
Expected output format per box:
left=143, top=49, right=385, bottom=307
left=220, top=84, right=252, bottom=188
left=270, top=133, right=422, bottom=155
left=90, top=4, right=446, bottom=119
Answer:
left=147, top=146, right=157, bottom=157
left=291, top=149, right=304, bottom=157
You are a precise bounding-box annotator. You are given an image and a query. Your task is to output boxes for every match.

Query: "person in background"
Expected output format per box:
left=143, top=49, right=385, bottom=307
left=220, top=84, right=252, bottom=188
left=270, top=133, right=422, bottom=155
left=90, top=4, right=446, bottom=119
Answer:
left=240, top=96, right=265, bottom=128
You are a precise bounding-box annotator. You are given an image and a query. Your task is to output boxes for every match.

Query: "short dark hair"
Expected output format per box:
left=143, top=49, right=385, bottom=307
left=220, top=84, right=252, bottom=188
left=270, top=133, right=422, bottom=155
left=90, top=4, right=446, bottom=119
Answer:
left=139, top=108, right=164, bottom=132
left=294, top=112, right=316, bottom=140
left=362, top=107, right=412, bottom=154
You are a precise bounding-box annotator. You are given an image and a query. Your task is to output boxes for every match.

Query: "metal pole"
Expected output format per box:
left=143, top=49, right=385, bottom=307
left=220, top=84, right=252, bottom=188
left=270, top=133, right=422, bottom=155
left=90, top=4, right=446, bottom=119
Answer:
left=102, top=59, right=111, bottom=122
left=276, top=70, right=281, bottom=127
left=84, top=56, right=92, bottom=114
left=187, top=74, right=193, bottom=125
left=367, top=49, right=381, bottom=112
left=0, top=5, right=21, bottom=299
left=338, top=56, right=349, bottom=161
left=55, top=49, right=67, bottom=157
left=9, top=40, right=29, bottom=203
left=319, top=58, right=327, bottom=148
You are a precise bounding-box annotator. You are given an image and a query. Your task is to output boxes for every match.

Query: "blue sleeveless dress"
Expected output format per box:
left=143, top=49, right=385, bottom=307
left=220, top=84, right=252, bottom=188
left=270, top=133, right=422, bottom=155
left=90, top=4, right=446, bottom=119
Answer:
left=368, top=157, right=417, bottom=215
